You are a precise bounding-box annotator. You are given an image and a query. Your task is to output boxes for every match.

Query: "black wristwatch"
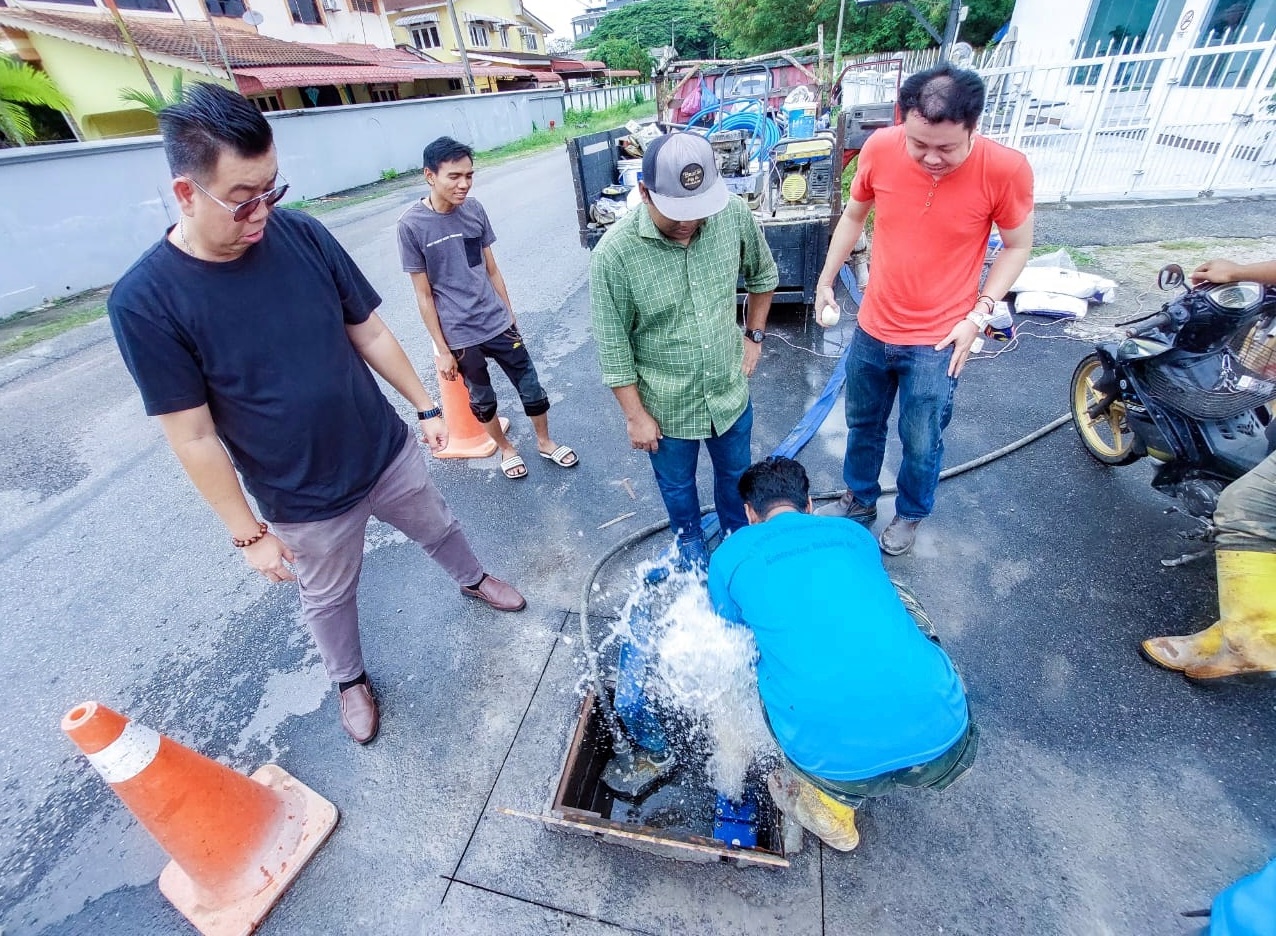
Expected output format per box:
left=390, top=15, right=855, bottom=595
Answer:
left=417, top=407, right=442, bottom=420
left=744, top=328, right=766, bottom=344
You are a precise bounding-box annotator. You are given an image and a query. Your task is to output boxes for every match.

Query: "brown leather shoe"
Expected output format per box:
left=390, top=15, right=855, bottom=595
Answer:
left=816, top=492, right=877, bottom=527
left=461, top=574, right=526, bottom=612
left=879, top=516, right=920, bottom=556
left=339, top=682, right=379, bottom=744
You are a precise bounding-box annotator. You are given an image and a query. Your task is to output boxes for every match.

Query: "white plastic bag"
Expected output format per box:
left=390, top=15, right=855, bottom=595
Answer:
left=1010, top=267, right=1116, bottom=303
left=783, top=85, right=816, bottom=108
left=1012, top=291, right=1089, bottom=319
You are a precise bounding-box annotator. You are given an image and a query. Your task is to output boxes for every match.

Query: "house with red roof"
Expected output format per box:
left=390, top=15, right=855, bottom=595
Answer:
left=0, top=0, right=541, bottom=139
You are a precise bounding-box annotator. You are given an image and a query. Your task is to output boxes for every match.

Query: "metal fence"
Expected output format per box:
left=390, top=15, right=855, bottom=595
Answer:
left=564, top=82, right=654, bottom=113
left=846, top=29, right=1276, bottom=203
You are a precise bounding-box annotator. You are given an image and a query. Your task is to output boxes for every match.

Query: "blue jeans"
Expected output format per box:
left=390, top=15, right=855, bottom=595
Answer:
left=648, top=401, right=753, bottom=543
left=843, top=329, right=957, bottom=522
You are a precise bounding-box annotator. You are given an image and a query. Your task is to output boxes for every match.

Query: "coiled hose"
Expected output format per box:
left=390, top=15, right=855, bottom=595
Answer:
left=684, top=100, right=782, bottom=163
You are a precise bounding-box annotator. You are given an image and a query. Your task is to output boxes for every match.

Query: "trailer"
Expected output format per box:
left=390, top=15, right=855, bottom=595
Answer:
left=568, top=52, right=899, bottom=308
left=659, top=51, right=903, bottom=168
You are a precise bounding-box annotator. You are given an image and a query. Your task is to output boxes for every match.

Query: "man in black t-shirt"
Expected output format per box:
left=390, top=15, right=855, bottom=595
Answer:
left=108, top=83, right=525, bottom=745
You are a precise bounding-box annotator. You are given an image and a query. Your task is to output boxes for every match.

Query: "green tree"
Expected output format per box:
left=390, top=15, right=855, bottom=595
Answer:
left=119, top=72, right=187, bottom=114
left=0, top=57, right=70, bottom=147
left=594, top=37, right=654, bottom=81
left=714, top=0, right=1013, bottom=58
left=578, top=0, right=725, bottom=61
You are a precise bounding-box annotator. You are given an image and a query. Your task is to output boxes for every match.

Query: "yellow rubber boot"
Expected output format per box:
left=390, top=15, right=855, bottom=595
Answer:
left=766, top=769, right=860, bottom=852
left=1141, top=550, right=1276, bottom=680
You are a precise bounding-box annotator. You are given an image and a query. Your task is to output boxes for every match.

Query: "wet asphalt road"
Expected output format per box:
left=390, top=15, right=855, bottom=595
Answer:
left=1, top=150, right=1273, bottom=935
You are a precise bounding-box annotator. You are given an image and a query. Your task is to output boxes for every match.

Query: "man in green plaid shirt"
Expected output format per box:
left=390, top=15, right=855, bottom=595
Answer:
left=590, top=132, right=778, bottom=569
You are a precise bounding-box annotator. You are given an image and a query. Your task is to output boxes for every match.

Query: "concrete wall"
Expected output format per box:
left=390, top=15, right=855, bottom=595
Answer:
left=269, top=87, right=562, bottom=196
left=0, top=88, right=564, bottom=318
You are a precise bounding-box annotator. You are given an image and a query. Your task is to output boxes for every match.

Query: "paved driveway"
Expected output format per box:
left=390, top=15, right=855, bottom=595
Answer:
left=1, top=150, right=1272, bottom=935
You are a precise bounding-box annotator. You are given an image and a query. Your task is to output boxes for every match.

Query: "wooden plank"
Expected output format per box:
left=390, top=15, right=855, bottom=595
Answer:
left=551, top=690, right=595, bottom=812
left=496, top=807, right=790, bottom=869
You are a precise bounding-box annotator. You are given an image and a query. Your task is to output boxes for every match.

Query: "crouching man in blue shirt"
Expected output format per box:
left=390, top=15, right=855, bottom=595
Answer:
left=708, top=457, right=977, bottom=851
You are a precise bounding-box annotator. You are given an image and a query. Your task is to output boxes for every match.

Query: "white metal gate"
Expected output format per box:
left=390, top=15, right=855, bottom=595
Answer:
left=845, top=34, right=1276, bottom=202
left=563, top=83, right=654, bottom=113
left=977, top=38, right=1276, bottom=201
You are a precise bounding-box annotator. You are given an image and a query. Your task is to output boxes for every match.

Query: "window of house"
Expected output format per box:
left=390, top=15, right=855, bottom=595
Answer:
left=412, top=24, right=440, bottom=49
left=447, top=78, right=463, bottom=90
left=468, top=23, right=490, bottom=46
left=205, top=0, right=246, bottom=15
left=115, top=0, right=173, bottom=10
left=1070, top=0, right=1184, bottom=86
left=369, top=84, right=399, bottom=102
left=288, top=0, right=323, bottom=25
left=33, top=0, right=99, bottom=6
left=1198, top=0, right=1276, bottom=42
left=499, top=25, right=511, bottom=48
left=353, top=0, right=376, bottom=11
left=1183, top=0, right=1276, bottom=86
left=520, top=28, right=537, bottom=50
left=251, top=94, right=284, bottom=112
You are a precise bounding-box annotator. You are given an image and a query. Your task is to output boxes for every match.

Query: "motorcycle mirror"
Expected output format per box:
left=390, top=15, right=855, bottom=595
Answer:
left=1158, top=264, right=1185, bottom=290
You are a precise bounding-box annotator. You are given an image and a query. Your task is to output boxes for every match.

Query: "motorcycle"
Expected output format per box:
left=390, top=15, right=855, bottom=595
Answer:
left=1069, top=263, right=1276, bottom=520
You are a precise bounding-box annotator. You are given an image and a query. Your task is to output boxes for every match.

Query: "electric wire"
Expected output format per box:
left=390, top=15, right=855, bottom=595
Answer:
left=768, top=330, right=845, bottom=359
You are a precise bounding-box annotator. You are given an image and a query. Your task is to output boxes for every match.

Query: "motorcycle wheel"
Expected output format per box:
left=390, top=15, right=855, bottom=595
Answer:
left=1070, top=353, right=1142, bottom=466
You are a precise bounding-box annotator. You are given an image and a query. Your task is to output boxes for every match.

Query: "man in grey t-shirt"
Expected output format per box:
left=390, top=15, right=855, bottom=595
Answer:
left=398, top=136, right=576, bottom=479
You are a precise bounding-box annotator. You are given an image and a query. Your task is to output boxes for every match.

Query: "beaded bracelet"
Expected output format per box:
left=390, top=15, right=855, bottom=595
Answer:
left=233, top=521, right=269, bottom=548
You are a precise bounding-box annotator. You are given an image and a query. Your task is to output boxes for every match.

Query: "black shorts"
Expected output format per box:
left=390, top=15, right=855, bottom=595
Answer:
left=454, top=326, right=550, bottom=423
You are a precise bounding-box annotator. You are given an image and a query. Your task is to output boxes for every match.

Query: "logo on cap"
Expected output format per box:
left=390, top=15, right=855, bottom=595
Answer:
left=680, top=163, right=704, bottom=191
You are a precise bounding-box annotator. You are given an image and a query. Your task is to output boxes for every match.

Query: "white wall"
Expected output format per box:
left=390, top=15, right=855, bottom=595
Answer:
left=1007, top=0, right=1092, bottom=62
left=270, top=89, right=563, bottom=199
left=170, top=0, right=397, bottom=48
left=1008, top=0, right=1218, bottom=61
left=0, top=89, right=564, bottom=318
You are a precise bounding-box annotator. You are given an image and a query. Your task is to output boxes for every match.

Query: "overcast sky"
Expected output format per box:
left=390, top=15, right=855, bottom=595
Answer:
left=526, top=0, right=595, bottom=40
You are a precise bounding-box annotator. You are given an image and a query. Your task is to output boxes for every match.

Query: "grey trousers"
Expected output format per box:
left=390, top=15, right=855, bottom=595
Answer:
left=273, top=435, right=485, bottom=682
left=1216, top=448, right=1276, bottom=554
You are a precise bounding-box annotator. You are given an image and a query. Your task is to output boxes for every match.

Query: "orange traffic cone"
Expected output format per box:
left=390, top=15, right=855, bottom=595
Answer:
left=62, top=701, right=337, bottom=936
left=434, top=374, right=508, bottom=460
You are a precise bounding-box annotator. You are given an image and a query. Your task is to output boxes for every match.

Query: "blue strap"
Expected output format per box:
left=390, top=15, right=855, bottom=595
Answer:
left=769, top=265, right=861, bottom=460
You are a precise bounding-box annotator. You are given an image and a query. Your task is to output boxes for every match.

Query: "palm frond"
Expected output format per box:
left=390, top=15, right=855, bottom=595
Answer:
left=0, top=57, right=68, bottom=143
left=118, top=72, right=188, bottom=114
left=119, top=86, right=169, bottom=112
left=0, top=99, right=34, bottom=144
left=0, top=57, right=70, bottom=113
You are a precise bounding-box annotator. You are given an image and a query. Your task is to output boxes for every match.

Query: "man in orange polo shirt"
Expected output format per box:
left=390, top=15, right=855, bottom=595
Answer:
left=816, top=64, right=1034, bottom=555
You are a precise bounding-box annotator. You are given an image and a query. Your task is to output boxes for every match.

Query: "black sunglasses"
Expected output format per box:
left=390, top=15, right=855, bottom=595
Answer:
left=187, top=174, right=290, bottom=222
